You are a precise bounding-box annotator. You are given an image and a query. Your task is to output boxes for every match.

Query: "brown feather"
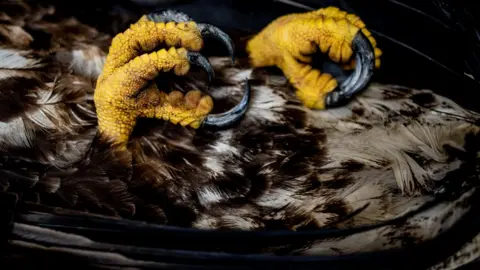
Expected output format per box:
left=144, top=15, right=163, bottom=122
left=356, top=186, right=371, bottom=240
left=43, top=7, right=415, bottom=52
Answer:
left=0, top=1, right=479, bottom=268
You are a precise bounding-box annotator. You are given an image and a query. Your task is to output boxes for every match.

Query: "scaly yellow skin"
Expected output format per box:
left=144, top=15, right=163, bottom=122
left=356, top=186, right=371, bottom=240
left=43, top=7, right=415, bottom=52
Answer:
left=95, top=7, right=381, bottom=147
left=246, top=6, right=383, bottom=109
left=94, top=16, right=213, bottom=147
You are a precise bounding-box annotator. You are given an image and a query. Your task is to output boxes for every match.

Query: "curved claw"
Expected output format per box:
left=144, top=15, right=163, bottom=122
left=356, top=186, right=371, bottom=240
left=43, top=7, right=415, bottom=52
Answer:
left=203, top=80, right=251, bottom=128
left=187, top=52, right=215, bottom=83
left=197, top=23, right=235, bottom=64
left=147, top=9, right=235, bottom=63
left=324, top=31, right=375, bottom=108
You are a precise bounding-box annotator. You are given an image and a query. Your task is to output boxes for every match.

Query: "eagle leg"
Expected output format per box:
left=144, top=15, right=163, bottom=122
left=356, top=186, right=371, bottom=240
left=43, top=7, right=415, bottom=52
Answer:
left=246, top=6, right=382, bottom=109
left=93, top=12, right=248, bottom=148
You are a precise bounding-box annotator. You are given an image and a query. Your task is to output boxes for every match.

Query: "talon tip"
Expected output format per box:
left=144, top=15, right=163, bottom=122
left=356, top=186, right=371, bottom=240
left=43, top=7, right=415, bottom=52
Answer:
left=324, top=90, right=346, bottom=108
left=325, top=31, right=375, bottom=108
left=202, top=79, right=251, bottom=129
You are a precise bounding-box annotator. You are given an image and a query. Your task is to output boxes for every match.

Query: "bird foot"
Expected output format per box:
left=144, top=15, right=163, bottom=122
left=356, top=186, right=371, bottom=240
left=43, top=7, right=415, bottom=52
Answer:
left=94, top=10, right=249, bottom=147
left=246, top=6, right=382, bottom=109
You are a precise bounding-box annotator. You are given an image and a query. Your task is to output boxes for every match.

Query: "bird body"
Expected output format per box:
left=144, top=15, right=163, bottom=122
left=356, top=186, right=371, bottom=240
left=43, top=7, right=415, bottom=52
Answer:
left=1, top=1, right=479, bottom=269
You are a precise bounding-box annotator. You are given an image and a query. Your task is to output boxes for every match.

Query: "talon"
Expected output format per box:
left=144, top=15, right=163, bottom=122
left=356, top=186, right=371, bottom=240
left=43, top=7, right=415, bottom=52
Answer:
left=203, top=79, right=251, bottom=128
left=246, top=6, right=380, bottom=110
left=187, top=51, right=215, bottom=83
left=146, top=10, right=235, bottom=63
left=93, top=10, right=241, bottom=148
left=325, top=31, right=375, bottom=108
left=197, top=23, right=235, bottom=64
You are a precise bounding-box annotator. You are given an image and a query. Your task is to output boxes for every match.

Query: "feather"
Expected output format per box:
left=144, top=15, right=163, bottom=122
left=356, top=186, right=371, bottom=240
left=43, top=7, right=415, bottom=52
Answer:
left=0, top=1, right=479, bottom=269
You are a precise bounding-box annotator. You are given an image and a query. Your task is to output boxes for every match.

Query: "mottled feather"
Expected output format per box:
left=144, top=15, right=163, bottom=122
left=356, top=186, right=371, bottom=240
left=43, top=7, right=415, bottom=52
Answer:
left=0, top=1, right=479, bottom=269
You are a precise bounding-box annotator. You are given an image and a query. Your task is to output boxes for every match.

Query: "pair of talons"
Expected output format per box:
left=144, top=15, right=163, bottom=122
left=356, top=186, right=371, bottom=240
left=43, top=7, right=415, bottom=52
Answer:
left=146, top=9, right=376, bottom=118
left=94, top=8, right=377, bottom=146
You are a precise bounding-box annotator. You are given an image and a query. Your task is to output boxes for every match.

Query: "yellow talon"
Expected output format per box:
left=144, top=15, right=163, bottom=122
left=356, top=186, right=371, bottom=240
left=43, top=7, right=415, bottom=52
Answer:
left=246, top=6, right=382, bottom=110
left=94, top=17, right=214, bottom=148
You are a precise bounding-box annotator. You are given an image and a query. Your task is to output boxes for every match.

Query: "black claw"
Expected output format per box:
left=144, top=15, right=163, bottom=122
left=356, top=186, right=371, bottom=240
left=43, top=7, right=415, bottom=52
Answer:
left=325, top=31, right=375, bottom=108
left=147, top=10, right=235, bottom=64
left=187, top=52, right=215, bottom=83
left=197, top=23, right=236, bottom=64
left=203, top=79, right=251, bottom=128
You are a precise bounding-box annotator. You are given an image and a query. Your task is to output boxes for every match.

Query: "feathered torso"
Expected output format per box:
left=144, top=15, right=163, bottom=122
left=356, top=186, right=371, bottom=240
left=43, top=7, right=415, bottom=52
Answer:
left=1, top=1, right=479, bottom=268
